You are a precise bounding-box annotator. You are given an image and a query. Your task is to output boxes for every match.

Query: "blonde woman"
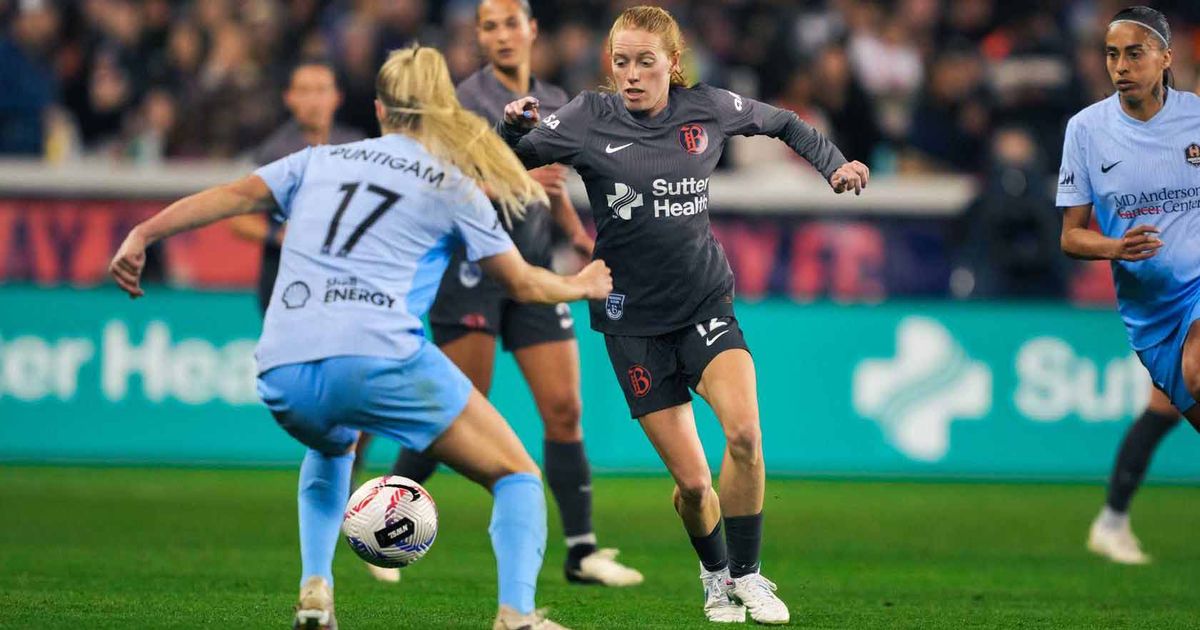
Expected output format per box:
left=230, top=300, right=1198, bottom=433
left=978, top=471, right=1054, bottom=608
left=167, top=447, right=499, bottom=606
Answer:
left=109, top=47, right=608, bottom=630
left=499, top=6, right=869, bottom=625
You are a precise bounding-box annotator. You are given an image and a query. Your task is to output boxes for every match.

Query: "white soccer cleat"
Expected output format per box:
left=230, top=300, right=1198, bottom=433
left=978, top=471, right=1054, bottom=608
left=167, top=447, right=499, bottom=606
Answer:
left=701, top=565, right=746, bottom=623
left=1088, top=516, right=1151, bottom=565
left=568, top=548, right=644, bottom=586
left=364, top=561, right=401, bottom=583
left=293, top=575, right=337, bottom=630
left=729, top=572, right=790, bottom=625
left=492, top=605, right=572, bottom=629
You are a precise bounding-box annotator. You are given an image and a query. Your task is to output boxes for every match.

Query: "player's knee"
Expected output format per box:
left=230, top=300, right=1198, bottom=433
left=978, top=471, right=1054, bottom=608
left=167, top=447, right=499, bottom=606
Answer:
left=541, top=394, right=583, bottom=442
left=492, top=451, right=541, bottom=484
left=1183, top=354, right=1200, bottom=400
left=674, top=476, right=712, bottom=507
left=723, top=422, right=762, bottom=465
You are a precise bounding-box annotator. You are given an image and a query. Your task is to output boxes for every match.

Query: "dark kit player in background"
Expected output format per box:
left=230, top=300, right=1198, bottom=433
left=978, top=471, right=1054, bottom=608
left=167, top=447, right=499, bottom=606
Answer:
left=501, top=5, right=868, bottom=625
left=228, top=60, right=363, bottom=315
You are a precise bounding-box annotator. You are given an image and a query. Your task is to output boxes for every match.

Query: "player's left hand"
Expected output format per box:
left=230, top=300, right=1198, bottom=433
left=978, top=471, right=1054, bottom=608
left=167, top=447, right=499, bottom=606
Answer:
left=831, top=160, right=870, bottom=195
left=109, top=229, right=148, bottom=298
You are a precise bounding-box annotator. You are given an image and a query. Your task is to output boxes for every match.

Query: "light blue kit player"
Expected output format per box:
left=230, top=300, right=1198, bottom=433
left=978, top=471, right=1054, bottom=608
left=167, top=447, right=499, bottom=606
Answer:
left=109, top=47, right=609, bottom=630
left=1059, top=7, right=1200, bottom=431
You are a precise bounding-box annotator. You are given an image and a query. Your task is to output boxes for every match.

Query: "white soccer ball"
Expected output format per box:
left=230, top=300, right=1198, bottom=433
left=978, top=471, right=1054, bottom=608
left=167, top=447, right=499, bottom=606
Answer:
left=342, top=475, right=438, bottom=568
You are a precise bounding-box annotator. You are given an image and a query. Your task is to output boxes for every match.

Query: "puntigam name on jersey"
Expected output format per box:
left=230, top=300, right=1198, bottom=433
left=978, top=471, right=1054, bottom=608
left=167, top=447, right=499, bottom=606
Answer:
left=253, top=134, right=515, bottom=373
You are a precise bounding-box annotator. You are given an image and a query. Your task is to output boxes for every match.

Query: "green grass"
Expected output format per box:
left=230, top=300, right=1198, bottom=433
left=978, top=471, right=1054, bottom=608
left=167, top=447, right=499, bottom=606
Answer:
left=0, top=467, right=1198, bottom=629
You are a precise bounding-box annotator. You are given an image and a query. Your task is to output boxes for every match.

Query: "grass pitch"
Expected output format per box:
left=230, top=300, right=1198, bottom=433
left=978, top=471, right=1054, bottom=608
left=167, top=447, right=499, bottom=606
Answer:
left=1, top=466, right=1197, bottom=629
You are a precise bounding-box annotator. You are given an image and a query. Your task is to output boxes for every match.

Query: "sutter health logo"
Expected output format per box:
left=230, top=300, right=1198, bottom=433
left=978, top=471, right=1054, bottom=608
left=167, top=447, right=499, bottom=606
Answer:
left=853, top=317, right=991, bottom=462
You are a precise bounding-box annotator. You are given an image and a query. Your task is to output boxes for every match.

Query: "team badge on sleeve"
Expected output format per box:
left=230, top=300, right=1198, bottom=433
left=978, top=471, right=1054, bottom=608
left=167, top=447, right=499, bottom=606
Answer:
left=1186, top=143, right=1200, bottom=167
left=605, top=293, right=626, bottom=320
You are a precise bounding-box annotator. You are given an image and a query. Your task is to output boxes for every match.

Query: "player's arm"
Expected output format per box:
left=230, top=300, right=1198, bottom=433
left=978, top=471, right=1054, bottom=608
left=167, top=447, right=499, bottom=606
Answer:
left=479, top=248, right=610, bottom=304
left=1060, top=203, right=1162, bottom=261
left=227, top=214, right=285, bottom=247
left=498, top=96, right=549, bottom=169
left=527, top=163, right=593, bottom=256
left=499, top=94, right=588, bottom=171
left=711, top=87, right=868, bottom=195
left=110, top=175, right=276, bottom=297
left=549, top=187, right=593, bottom=256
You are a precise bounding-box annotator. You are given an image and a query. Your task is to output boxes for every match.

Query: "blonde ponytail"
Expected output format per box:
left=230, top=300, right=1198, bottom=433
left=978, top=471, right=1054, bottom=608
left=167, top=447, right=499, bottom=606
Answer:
left=375, top=46, right=546, bottom=224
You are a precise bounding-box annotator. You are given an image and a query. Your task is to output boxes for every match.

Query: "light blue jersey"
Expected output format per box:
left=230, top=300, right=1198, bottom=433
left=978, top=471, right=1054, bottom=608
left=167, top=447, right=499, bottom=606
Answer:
left=253, top=134, right=514, bottom=373
left=1057, top=90, right=1200, bottom=351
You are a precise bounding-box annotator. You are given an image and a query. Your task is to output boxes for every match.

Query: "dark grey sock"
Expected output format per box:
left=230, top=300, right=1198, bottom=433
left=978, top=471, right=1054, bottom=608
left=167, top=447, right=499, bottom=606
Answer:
left=1107, top=410, right=1179, bottom=512
left=390, top=446, right=439, bottom=484
left=726, top=512, right=763, bottom=579
left=690, top=521, right=728, bottom=572
left=544, top=440, right=595, bottom=542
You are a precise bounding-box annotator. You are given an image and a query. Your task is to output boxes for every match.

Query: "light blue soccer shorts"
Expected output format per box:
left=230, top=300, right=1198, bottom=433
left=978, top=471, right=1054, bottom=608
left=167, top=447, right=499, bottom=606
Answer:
left=1135, top=298, right=1200, bottom=415
left=256, top=340, right=474, bottom=456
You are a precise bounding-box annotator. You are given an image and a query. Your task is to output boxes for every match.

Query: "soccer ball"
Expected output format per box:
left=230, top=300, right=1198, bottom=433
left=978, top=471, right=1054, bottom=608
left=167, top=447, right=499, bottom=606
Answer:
left=342, top=475, right=438, bottom=568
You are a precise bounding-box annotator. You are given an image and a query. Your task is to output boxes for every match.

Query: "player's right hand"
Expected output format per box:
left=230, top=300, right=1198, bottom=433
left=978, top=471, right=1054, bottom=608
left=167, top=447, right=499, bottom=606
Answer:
left=109, top=229, right=148, bottom=298
left=503, top=96, right=540, bottom=129
left=1114, top=225, right=1163, bottom=261
left=574, top=259, right=612, bottom=300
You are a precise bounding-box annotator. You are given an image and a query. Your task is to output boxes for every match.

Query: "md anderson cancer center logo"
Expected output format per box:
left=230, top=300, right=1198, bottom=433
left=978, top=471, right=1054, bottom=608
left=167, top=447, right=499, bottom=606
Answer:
left=1111, top=185, right=1200, bottom=219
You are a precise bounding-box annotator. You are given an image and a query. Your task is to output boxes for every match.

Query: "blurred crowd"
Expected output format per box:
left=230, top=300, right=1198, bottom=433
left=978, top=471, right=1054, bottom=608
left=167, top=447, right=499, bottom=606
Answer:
left=1, top=0, right=1198, bottom=175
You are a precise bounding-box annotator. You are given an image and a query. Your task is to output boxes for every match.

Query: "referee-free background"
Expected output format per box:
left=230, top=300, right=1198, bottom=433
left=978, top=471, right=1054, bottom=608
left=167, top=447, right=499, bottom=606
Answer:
left=1, top=1, right=1198, bottom=628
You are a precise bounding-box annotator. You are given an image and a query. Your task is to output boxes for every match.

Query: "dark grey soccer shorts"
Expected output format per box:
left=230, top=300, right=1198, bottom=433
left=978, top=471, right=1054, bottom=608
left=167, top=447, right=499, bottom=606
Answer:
left=603, top=316, right=750, bottom=418
left=428, top=255, right=575, bottom=352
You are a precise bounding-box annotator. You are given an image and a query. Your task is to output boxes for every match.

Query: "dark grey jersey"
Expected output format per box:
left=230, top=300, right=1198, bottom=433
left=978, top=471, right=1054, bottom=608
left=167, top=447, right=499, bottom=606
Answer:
left=456, top=66, right=569, bottom=257
left=505, top=83, right=849, bottom=335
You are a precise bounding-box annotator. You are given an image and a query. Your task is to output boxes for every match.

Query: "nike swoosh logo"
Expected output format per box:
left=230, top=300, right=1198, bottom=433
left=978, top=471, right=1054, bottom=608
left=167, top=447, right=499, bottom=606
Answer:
left=606, top=142, right=633, bottom=154
left=705, top=330, right=730, bottom=347
left=1101, top=161, right=1122, bottom=173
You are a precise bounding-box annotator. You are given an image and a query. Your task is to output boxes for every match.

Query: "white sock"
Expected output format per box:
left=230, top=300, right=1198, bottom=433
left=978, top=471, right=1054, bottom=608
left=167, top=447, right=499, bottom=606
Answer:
left=1099, top=505, right=1130, bottom=530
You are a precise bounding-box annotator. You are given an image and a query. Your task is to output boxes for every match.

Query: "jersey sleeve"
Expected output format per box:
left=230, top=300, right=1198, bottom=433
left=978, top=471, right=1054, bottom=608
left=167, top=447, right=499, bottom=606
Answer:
left=705, top=85, right=848, bottom=182
left=453, top=181, right=515, bottom=261
left=515, top=92, right=593, bottom=166
left=1056, top=117, right=1093, bottom=207
left=253, top=147, right=313, bottom=221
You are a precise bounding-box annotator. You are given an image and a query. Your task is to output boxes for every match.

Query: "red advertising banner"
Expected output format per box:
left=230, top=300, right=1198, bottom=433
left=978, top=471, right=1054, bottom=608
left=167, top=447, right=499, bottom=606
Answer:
left=0, top=199, right=259, bottom=287
left=0, top=197, right=1115, bottom=304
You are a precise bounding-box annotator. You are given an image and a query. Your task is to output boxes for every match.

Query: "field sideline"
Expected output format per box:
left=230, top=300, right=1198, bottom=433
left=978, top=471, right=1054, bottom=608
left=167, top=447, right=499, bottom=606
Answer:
left=1, top=466, right=1197, bottom=629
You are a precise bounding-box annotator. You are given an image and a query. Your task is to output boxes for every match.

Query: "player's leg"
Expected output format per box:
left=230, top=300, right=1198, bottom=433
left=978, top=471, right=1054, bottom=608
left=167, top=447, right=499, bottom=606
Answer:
left=258, top=360, right=360, bottom=630
left=424, top=390, right=567, bottom=628
left=1089, top=385, right=1179, bottom=564
left=507, top=300, right=642, bottom=587
left=604, top=331, right=740, bottom=621
left=331, top=346, right=562, bottom=627
left=639, top=403, right=747, bottom=623
left=689, top=319, right=787, bottom=625
left=638, top=403, right=722, bottom=556
left=391, top=328, right=497, bottom=481
left=694, top=350, right=764, bottom=570
left=1178, top=319, right=1200, bottom=431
